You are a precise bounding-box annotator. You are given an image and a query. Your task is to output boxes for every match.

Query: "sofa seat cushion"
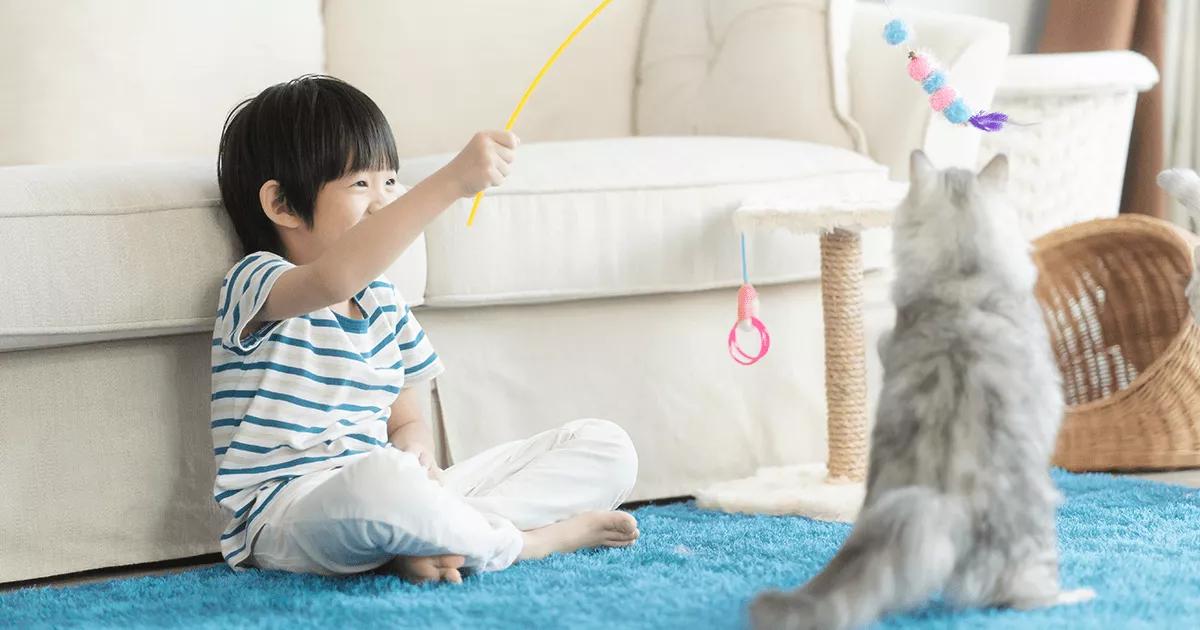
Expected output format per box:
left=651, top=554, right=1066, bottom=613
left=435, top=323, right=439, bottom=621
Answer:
left=398, top=136, right=892, bottom=307
left=0, top=162, right=427, bottom=352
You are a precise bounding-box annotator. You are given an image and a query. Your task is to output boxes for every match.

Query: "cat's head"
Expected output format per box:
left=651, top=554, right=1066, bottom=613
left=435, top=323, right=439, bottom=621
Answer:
left=892, top=150, right=1034, bottom=291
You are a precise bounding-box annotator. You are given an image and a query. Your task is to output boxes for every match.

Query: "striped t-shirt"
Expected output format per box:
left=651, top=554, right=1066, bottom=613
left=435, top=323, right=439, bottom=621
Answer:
left=210, top=251, right=443, bottom=567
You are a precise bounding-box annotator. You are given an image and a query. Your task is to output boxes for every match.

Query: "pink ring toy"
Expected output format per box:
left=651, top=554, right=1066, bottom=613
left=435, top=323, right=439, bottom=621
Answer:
left=729, top=283, right=771, bottom=365
left=728, top=317, right=770, bottom=365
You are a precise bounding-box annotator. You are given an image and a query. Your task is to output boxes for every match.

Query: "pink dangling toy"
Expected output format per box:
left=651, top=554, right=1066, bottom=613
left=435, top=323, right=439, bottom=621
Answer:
left=729, top=234, right=770, bottom=365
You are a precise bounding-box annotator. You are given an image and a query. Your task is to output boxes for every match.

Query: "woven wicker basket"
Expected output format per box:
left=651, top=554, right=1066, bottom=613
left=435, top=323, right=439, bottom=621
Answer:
left=1032, top=215, right=1200, bottom=471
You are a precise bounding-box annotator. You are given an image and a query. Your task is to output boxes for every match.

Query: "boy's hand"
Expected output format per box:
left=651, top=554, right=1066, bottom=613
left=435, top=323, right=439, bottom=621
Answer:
left=405, top=445, right=444, bottom=483
left=419, top=451, right=444, bottom=484
left=440, top=131, right=519, bottom=197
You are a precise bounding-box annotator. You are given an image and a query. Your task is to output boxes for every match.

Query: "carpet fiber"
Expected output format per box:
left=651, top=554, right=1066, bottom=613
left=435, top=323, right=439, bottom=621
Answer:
left=4, top=471, right=1198, bottom=629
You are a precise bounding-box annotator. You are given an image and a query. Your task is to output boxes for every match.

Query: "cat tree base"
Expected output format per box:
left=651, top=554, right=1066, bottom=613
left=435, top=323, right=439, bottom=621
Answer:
left=695, top=463, right=865, bottom=522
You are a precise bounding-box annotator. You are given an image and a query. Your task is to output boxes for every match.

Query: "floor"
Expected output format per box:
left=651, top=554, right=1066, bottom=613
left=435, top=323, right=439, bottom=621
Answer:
left=5, top=472, right=1199, bottom=593
left=0, top=555, right=224, bottom=593
left=1133, top=469, right=1200, bottom=488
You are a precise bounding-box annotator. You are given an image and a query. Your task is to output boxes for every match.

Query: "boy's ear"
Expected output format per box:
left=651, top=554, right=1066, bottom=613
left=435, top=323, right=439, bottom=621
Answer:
left=259, top=180, right=302, bottom=229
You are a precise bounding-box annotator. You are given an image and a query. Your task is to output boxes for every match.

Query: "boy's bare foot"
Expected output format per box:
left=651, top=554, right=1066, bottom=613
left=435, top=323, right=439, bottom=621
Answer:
left=519, top=511, right=639, bottom=561
left=387, top=554, right=466, bottom=584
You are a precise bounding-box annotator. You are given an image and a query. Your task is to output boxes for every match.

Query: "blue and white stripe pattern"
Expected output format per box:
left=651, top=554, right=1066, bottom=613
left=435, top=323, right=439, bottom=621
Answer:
left=210, top=252, right=443, bottom=567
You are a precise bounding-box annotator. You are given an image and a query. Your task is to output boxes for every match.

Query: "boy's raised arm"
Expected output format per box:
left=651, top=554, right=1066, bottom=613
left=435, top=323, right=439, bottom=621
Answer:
left=250, top=131, right=517, bottom=327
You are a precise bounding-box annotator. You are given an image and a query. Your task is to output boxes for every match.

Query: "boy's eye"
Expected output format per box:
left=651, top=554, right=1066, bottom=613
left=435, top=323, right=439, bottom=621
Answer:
left=353, top=180, right=368, bottom=188
left=386, top=178, right=396, bottom=186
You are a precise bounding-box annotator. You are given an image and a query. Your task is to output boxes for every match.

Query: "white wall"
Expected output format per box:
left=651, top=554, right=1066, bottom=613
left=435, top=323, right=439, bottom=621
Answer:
left=867, top=0, right=1048, bottom=53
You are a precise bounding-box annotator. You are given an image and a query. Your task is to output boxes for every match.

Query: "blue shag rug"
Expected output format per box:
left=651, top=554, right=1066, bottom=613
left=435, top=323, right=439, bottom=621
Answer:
left=4, top=471, right=1198, bottom=629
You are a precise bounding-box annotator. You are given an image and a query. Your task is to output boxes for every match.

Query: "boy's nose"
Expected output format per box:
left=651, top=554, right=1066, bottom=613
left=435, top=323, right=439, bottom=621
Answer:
left=367, top=190, right=399, bottom=215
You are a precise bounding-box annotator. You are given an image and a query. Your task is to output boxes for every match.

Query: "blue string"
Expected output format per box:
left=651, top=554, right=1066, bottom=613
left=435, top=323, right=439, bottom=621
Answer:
left=740, top=233, right=748, bottom=285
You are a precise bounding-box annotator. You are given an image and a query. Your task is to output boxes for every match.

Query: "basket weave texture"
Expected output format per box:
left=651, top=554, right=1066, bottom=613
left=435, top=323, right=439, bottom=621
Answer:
left=1033, top=215, right=1200, bottom=471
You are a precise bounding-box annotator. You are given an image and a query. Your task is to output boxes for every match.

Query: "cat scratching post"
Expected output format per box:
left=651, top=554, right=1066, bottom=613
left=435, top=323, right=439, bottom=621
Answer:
left=821, top=228, right=870, bottom=484
left=696, top=181, right=907, bottom=523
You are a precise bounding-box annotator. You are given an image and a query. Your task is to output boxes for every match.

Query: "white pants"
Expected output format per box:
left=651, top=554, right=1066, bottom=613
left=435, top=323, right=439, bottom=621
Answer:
left=250, top=419, right=638, bottom=575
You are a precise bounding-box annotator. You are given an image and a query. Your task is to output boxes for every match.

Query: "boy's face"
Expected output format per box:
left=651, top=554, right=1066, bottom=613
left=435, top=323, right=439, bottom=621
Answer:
left=282, top=169, right=402, bottom=262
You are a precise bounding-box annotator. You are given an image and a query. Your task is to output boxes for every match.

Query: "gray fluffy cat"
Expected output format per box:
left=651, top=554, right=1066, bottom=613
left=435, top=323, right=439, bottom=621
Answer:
left=751, top=151, right=1093, bottom=630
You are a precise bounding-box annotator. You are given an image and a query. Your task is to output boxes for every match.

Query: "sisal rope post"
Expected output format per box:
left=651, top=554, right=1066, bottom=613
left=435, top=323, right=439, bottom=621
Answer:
left=820, top=228, right=869, bottom=482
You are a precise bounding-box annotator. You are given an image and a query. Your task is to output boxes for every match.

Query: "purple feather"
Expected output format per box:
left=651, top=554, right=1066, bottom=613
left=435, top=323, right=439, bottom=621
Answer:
left=969, top=110, right=1008, bottom=132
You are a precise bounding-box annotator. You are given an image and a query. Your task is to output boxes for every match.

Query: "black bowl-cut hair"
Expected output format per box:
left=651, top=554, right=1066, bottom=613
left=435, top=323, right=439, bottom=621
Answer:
left=217, top=75, right=400, bottom=257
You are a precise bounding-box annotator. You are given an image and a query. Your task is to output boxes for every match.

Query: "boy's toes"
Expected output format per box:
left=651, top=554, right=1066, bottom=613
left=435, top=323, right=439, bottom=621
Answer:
left=611, top=512, right=638, bottom=534
left=605, top=526, right=639, bottom=546
left=435, top=555, right=465, bottom=570
left=394, top=555, right=467, bottom=584
left=402, top=563, right=439, bottom=583
left=603, top=512, right=638, bottom=544
left=611, top=526, right=639, bottom=542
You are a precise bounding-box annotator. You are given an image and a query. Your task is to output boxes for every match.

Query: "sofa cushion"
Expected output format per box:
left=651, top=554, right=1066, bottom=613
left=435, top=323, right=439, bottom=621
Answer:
left=0, top=162, right=427, bottom=352
left=0, top=0, right=324, bottom=166
left=637, top=0, right=866, bottom=151
left=398, top=136, right=892, bottom=307
left=325, top=0, right=649, bottom=158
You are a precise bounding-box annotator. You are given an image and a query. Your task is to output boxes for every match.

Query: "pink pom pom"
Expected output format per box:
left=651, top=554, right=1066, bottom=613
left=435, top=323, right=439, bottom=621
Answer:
left=929, top=87, right=957, bottom=111
left=907, top=55, right=934, bottom=81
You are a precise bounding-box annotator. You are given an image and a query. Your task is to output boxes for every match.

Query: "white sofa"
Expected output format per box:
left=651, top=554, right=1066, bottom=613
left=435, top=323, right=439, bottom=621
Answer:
left=0, top=0, right=1011, bottom=583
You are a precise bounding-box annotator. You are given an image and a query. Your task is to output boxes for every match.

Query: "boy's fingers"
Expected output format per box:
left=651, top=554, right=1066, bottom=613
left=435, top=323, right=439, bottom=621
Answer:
left=495, top=146, right=515, bottom=164
left=487, top=130, right=519, bottom=149
left=488, top=167, right=505, bottom=186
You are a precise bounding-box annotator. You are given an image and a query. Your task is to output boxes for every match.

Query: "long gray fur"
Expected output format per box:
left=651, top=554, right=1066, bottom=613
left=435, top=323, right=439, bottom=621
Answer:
left=750, top=151, right=1094, bottom=630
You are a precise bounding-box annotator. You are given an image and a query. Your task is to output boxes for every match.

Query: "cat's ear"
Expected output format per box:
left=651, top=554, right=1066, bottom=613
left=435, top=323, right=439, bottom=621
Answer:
left=910, top=150, right=935, bottom=183
left=979, top=153, right=1009, bottom=189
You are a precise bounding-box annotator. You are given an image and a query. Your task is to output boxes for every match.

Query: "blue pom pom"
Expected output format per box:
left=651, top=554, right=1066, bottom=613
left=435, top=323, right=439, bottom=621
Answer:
left=883, top=19, right=909, bottom=46
left=944, top=98, right=971, bottom=124
left=922, top=71, right=946, bottom=94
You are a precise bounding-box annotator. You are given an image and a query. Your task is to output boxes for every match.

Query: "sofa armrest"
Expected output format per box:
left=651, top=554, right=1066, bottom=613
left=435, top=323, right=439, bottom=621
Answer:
left=977, top=51, right=1159, bottom=238
left=848, top=3, right=1010, bottom=179
left=998, top=51, right=1158, bottom=96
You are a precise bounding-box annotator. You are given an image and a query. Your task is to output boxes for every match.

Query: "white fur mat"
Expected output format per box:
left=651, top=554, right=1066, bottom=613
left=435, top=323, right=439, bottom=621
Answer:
left=694, top=463, right=865, bottom=523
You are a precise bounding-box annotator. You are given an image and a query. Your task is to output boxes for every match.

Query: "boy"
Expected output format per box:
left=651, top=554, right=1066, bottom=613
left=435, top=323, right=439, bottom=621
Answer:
left=211, top=75, right=638, bottom=583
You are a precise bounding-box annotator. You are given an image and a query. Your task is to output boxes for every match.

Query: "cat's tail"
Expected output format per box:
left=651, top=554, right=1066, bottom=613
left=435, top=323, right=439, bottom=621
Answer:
left=750, top=486, right=969, bottom=630
left=1157, top=168, right=1200, bottom=214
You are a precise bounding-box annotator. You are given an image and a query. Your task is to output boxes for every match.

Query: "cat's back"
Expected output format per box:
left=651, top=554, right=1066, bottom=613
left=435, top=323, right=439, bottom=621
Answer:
left=871, top=285, right=1061, bottom=499
left=886, top=285, right=1048, bottom=389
